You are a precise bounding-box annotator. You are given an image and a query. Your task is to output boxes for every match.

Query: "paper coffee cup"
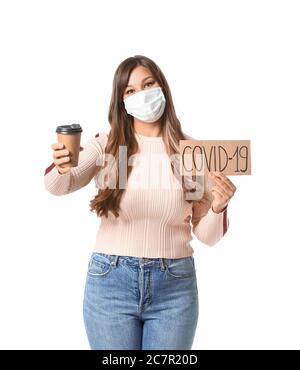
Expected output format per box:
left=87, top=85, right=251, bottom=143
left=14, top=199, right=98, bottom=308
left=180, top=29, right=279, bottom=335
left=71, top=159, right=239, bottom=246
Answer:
left=56, top=124, right=83, bottom=168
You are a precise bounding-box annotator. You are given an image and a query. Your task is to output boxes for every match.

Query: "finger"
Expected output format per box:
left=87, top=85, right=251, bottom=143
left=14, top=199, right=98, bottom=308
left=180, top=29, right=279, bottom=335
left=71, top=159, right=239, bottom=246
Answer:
left=51, top=142, right=64, bottom=150
left=212, top=171, right=236, bottom=192
left=56, top=166, right=71, bottom=174
left=55, top=156, right=70, bottom=165
left=211, top=185, right=228, bottom=200
left=211, top=175, right=234, bottom=197
left=53, top=149, right=69, bottom=159
left=213, top=171, right=236, bottom=191
left=80, top=146, right=84, bottom=151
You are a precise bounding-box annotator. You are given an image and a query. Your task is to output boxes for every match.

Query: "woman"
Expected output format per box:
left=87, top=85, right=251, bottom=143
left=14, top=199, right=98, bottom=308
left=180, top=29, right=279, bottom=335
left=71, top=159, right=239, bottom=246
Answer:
left=44, top=55, right=236, bottom=350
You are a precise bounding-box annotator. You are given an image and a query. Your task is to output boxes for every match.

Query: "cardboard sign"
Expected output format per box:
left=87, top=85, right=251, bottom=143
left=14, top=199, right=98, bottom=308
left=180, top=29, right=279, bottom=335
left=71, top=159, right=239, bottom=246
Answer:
left=179, top=140, right=251, bottom=176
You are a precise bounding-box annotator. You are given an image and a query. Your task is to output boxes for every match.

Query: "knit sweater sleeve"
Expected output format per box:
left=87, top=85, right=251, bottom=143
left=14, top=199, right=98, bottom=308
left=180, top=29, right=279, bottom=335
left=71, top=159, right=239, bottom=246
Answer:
left=44, top=132, right=108, bottom=196
left=191, top=189, right=229, bottom=246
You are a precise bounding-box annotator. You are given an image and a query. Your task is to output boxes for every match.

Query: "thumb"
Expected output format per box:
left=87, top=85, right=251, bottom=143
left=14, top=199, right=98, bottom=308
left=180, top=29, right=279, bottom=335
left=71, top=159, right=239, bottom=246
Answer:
left=80, top=146, right=84, bottom=151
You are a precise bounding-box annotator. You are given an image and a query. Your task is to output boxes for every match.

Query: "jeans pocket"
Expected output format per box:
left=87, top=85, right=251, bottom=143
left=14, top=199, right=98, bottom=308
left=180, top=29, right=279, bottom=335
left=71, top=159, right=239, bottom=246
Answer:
left=87, top=252, right=113, bottom=278
left=165, top=256, right=196, bottom=279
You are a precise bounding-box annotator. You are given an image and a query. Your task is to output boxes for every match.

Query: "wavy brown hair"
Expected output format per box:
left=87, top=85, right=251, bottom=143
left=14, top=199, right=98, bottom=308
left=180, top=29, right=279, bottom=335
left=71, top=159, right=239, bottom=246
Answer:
left=89, top=54, right=199, bottom=218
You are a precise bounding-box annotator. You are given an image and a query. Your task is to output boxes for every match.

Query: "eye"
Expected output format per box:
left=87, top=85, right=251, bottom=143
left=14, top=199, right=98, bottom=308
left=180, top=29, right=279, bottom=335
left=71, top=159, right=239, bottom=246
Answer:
left=124, top=81, right=155, bottom=96
left=144, top=81, right=154, bottom=88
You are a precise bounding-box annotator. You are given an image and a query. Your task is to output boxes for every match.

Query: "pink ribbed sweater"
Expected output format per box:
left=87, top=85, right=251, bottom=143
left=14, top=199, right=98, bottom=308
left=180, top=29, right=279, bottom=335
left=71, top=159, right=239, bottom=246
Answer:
left=44, top=131, right=229, bottom=258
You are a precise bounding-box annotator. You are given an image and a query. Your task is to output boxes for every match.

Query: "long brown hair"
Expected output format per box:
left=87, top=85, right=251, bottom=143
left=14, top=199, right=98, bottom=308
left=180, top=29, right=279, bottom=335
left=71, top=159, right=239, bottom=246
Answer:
left=89, top=54, right=198, bottom=218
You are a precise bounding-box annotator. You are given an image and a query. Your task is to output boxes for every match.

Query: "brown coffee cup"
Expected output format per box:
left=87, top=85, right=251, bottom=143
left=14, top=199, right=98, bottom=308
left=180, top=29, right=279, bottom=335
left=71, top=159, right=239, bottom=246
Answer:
left=56, top=124, right=83, bottom=168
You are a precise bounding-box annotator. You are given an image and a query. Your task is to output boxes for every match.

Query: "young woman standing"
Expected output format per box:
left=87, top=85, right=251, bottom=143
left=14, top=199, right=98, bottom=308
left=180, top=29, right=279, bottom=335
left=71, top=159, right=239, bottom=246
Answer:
left=44, top=55, right=236, bottom=350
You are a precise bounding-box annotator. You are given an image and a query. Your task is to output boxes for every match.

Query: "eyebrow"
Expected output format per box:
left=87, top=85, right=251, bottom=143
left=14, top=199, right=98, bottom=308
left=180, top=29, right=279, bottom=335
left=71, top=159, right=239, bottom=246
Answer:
left=126, top=75, right=153, bottom=88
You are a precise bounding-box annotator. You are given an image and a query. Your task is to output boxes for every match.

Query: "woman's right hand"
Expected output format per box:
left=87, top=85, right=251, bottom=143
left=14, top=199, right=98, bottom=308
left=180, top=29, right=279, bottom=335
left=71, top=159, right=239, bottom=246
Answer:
left=51, top=143, right=83, bottom=174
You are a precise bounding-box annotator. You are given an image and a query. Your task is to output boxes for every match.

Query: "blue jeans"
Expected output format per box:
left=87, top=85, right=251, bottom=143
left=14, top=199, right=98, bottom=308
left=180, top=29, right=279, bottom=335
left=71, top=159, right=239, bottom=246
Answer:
left=83, top=252, right=199, bottom=350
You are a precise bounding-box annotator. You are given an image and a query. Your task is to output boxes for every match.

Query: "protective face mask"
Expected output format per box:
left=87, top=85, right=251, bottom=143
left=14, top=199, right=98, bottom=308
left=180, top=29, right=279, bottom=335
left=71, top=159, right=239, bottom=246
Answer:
left=123, top=86, right=166, bottom=123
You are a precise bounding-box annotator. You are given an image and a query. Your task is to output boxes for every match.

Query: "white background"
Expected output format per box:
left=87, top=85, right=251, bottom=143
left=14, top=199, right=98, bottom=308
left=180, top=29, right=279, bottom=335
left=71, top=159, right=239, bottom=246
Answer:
left=0, top=0, right=299, bottom=349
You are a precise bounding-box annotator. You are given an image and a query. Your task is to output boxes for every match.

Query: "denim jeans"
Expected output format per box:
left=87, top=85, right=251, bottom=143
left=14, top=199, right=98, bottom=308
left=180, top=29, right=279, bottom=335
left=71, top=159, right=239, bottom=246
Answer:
left=83, top=252, right=199, bottom=350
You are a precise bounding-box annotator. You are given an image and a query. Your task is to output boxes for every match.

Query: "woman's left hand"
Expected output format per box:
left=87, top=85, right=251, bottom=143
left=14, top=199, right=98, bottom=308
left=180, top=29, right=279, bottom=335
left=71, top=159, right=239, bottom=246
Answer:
left=208, top=171, right=237, bottom=213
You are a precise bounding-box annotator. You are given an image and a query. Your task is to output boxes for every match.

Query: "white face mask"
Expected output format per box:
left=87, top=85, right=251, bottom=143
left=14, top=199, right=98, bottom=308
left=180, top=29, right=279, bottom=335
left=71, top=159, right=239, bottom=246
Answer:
left=123, top=86, right=166, bottom=123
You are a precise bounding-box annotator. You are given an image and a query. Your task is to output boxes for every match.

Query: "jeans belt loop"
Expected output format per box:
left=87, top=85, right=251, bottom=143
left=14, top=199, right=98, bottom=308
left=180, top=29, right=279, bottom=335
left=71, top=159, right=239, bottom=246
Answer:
left=160, top=258, right=166, bottom=271
left=111, top=255, right=119, bottom=268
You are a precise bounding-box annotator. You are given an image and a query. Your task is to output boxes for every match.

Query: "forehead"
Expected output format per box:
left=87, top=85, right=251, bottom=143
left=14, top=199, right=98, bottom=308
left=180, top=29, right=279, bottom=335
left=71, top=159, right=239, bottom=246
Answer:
left=127, top=66, right=153, bottom=85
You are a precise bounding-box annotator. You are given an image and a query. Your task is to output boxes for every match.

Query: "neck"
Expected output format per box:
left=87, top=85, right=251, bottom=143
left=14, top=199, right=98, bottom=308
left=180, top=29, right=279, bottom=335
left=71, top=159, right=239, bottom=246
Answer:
left=133, top=120, right=162, bottom=137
